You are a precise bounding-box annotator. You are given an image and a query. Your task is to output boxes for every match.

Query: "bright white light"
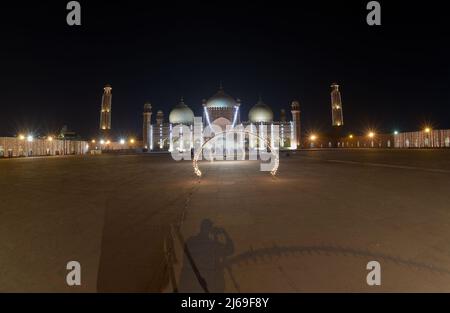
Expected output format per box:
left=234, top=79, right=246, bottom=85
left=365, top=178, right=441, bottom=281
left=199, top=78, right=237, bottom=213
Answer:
left=19, top=134, right=25, bottom=140
left=120, top=139, right=125, bottom=144
left=150, top=125, right=153, bottom=150
left=394, top=131, right=399, bottom=135
left=27, top=135, right=33, bottom=142
left=204, top=107, right=212, bottom=128
left=231, top=106, right=239, bottom=128
left=47, top=136, right=53, bottom=142
left=100, top=139, right=105, bottom=144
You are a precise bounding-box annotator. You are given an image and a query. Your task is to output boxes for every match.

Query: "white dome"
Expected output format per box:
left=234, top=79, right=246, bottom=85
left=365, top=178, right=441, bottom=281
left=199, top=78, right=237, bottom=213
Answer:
left=206, top=88, right=236, bottom=108
left=248, top=99, right=273, bottom=123
left=169, top=98, right=194, bottom=124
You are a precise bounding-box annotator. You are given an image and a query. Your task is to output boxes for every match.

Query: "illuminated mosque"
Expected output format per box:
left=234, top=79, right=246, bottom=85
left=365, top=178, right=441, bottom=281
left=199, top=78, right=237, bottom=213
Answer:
left=140, top=85, right=302, bottom=152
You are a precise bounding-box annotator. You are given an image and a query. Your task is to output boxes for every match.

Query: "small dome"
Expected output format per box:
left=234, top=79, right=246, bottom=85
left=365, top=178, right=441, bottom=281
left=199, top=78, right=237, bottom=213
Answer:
left=249, top=99, right=273, bottom=123
left=169, top=98, right=194, bottom=124
left=206, top=87, right=236, bottom=109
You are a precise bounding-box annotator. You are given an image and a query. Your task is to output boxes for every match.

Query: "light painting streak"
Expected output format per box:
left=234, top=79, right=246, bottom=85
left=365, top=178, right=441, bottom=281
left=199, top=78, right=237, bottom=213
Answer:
left=192, top=130, right=279, bottom=178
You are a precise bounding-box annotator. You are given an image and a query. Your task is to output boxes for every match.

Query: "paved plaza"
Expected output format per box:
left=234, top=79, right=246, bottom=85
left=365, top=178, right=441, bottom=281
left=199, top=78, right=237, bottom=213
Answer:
left=1, top=149, right=450, bottom=292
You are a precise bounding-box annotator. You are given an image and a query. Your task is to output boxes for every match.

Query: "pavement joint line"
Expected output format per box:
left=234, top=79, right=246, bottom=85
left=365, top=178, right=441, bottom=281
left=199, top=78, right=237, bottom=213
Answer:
left=164, top=179, right=208, bottom=292
left=325, top=159, right=450, bottom=174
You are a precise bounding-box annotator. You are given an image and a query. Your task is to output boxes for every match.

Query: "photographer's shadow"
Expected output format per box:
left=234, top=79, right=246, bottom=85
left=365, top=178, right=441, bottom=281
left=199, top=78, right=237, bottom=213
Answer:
left=179, top=219, right=234, bottom=292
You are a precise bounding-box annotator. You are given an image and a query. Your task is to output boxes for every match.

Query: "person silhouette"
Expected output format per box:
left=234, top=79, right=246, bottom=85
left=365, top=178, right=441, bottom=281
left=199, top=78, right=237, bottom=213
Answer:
left=178, top=219, right=234, bottom=292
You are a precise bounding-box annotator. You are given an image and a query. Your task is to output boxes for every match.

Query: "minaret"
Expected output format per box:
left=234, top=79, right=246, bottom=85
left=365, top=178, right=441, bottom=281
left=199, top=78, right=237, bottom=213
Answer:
left=156, top=110, right=164, bottom=126
left=143, top=102, right=152, bottom=150
left=100, top=84, right=112, bottom=132
left=280, top=109, right=286, bottom=122
left=291, top=100, right=301, bottom=149
left=331, top=83, right=344, bottom=127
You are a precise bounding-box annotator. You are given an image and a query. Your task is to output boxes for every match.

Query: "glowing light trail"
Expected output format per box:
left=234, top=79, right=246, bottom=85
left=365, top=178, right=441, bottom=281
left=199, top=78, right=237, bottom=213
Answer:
left=192, top=130, right=279, bottom=178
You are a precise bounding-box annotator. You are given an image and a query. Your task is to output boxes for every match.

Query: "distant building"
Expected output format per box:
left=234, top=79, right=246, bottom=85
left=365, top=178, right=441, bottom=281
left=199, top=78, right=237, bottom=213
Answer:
left=331, top=83, right=344, bottom=127
left=302, top=129, right=450, bottom=149
left=58, top=125, right=82, bottom=141
left=0, top=136, right=88, bottom=157
left=394, top=129, right=450, bottom=148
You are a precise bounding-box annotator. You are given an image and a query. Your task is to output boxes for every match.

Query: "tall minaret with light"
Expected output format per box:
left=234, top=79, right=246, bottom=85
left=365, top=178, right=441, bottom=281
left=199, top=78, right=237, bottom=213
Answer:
left=100, top=84, right=112, bottom=132
left=143, top=102, right=152, bottom=150
left=290, top=100, right=301, bottom=149
left=331, top=83, right=344, bottom=127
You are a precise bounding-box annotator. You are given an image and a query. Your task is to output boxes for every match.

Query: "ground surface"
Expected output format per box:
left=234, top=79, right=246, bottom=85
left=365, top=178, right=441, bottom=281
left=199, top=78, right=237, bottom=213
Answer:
left=1, top=149, right=450, bottom=292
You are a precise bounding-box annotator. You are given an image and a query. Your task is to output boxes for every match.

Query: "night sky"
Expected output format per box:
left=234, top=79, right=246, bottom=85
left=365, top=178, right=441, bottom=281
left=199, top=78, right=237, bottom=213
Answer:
left=1, top=1, right=449, bottom=139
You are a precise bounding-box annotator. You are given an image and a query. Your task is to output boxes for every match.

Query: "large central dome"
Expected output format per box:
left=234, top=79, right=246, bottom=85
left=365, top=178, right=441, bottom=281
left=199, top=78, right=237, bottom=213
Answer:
left=206, top=87, right=237, bottom=108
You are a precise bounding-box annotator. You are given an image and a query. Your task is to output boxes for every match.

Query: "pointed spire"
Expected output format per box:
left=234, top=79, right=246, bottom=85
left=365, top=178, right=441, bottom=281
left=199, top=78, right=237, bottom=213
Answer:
left=177, top=96, right=188, bottom=108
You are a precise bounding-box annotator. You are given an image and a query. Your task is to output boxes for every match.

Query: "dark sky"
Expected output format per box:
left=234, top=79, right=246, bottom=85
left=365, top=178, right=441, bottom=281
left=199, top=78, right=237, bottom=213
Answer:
left=0, top=0, right=449, bottom=139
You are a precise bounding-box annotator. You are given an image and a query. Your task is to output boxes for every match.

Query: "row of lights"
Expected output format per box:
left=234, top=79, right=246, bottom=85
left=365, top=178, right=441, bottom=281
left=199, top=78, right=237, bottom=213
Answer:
left=91, top=138, right=136, bottom=145
left=18, top=134, right=54, bottom=142
left=308, top=127, right=433, bottom=141
left=19, top=127, right=434, bottom=145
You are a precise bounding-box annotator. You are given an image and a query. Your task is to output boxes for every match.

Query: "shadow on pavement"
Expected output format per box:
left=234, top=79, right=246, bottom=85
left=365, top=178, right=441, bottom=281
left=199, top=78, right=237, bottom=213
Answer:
left=178, top=219, right=235, bottom=292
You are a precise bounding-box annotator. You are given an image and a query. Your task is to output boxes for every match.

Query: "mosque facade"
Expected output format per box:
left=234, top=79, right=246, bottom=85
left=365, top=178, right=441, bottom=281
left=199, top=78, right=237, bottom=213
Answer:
left=141, top=86, right=300, bottom=152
